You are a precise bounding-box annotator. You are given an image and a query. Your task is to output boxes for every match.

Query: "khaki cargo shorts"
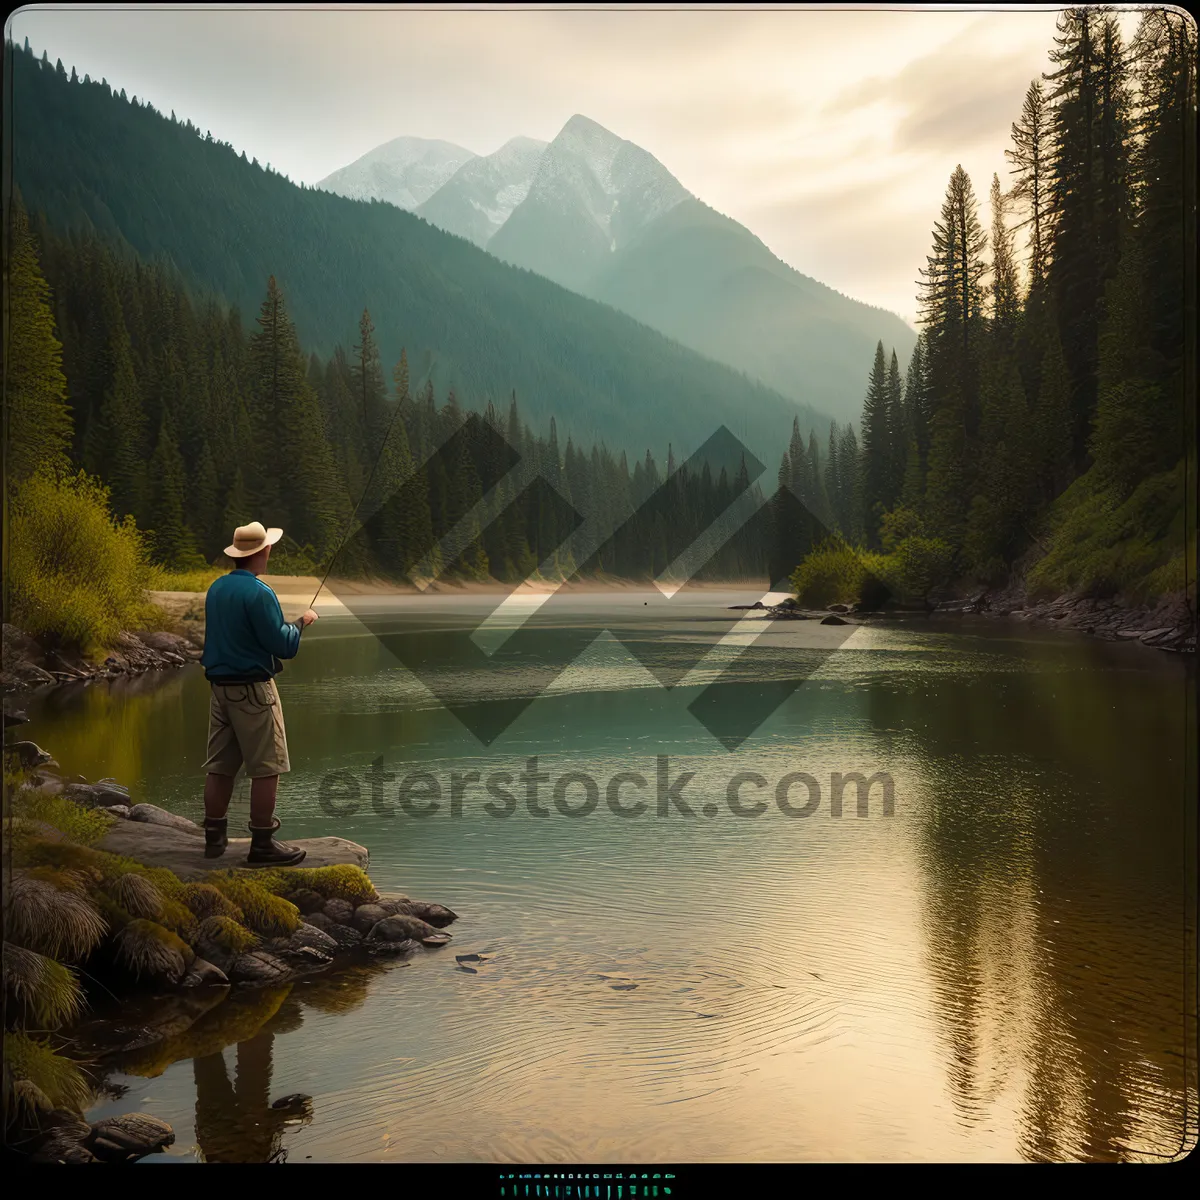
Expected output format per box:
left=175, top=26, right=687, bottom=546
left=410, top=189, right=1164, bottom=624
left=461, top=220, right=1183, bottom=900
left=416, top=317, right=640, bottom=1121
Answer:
left=203, top=679, right=290, bottom=778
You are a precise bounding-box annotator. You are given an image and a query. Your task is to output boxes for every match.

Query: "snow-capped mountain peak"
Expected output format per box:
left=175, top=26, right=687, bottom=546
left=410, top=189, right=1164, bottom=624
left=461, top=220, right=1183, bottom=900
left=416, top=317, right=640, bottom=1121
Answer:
left=316, top=136, right=477, bottom=211
left=485, top=114, right=691, bottom=288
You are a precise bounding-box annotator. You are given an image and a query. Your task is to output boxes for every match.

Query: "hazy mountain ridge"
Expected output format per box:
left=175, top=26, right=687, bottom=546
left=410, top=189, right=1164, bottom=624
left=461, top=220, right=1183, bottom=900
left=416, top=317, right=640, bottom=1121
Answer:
left=12, top=51, right=836, bottom=466
left=332, top=113, right=914, bottom=422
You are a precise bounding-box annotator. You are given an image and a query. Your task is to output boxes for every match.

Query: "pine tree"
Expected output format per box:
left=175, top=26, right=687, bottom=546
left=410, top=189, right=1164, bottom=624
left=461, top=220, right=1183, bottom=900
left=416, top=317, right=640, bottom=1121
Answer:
left=1033, top=316, right=1074, bottom=502
left=989, top=173, right=1021, bottom=345
left=247, top=277, right=341, bottom=553
left=837, top=424, right=863, bottom=543
left=1008, top=79, right=1053, bottom=290
left=900, top=336, right=931, bottom=510
left=82, top=318, right=145, bottom=523
left=917, top=166, right=988, bottom=551
left=5, top=200, right=73, bottom=482
left=884, top=348, right=905, bottom=510
left=1089, top=230, right=1171, bottom=496
left=146, top=415, right=202, bottom=566
left=859, top=342, right=891, bottom=547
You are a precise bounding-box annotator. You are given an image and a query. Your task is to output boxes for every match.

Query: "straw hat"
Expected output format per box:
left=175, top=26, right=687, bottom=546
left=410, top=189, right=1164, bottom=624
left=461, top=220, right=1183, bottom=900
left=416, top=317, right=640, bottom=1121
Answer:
left=224, top=521, right=283, bottom=559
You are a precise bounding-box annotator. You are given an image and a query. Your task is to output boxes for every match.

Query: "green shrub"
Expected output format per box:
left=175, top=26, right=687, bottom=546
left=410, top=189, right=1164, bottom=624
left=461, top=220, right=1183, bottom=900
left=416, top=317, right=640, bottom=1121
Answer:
left=789, top=538, right=869, bottom=607
left=7, top=470, right=163, bottom=653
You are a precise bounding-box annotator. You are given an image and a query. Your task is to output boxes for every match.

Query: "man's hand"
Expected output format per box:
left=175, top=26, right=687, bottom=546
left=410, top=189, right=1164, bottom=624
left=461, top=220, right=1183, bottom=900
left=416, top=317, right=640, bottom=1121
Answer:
left=298, top=609, right=319, bottom=628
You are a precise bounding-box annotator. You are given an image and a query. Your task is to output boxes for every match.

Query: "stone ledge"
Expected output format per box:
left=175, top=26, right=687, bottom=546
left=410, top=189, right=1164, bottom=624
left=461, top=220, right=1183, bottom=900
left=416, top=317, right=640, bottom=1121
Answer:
left=98, top=820, right=369, bottom=881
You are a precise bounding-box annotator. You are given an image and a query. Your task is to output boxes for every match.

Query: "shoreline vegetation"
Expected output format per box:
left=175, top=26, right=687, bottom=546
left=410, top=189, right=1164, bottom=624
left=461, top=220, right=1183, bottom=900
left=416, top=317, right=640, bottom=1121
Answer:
left=1, top=739, right=457, bottom=1163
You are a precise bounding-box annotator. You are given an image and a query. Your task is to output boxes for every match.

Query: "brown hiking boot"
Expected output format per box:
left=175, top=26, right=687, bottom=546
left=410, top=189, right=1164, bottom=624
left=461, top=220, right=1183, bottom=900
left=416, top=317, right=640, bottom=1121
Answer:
left=246, top=818, right=306, bottom=867
left=203, top=817, right=228, bottom=859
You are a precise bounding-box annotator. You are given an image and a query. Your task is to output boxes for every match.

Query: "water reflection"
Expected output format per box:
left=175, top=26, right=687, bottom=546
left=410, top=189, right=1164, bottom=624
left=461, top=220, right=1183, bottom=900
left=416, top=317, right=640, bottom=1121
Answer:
left=193, top=1030, right=312, bottom=1163
left=866, top=630, right=1196, bottom=1160
left=34, top=605, right=1196, bottom=1162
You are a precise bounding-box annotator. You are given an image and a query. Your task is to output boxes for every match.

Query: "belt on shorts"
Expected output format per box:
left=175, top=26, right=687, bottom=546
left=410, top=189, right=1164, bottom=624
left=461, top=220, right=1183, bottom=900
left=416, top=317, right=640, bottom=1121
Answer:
left=206, top=672, right=273, bottom=685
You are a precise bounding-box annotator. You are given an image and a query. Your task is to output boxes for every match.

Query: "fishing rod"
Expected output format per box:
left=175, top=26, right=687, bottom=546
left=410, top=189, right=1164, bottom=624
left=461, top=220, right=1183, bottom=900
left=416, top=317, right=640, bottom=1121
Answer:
left=309, top=388, right=414, bottom=610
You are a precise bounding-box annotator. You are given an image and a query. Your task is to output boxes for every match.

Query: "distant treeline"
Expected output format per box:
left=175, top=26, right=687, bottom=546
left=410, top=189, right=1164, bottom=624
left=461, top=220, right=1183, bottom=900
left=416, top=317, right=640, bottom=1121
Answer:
left=13, top=208, right=770, bottom=583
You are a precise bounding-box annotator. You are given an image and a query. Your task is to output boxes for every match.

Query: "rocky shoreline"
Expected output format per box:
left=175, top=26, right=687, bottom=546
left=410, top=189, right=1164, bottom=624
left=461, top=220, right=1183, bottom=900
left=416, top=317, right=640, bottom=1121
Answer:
left=740, top=584, right=1195, bottom=654
left=3, top=743, right=458, bottom=1164
left=1, top=622, right=204, bottom=694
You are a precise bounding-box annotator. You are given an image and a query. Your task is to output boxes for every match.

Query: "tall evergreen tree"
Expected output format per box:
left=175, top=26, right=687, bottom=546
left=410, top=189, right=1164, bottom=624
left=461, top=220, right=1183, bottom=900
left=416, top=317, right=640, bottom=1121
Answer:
left=859, top=341, right=891, bottom=547
left=1007, top=79, right=1053, bottom=289
left=5, top=199, right=72, bottom=482
left=145, top=414, right=201, bottom=566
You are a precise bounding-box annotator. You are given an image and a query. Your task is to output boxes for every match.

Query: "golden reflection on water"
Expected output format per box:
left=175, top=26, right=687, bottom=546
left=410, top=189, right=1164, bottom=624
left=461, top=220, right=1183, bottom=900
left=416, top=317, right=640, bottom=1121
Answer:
left=31, top=607, right=1196, bottom=1162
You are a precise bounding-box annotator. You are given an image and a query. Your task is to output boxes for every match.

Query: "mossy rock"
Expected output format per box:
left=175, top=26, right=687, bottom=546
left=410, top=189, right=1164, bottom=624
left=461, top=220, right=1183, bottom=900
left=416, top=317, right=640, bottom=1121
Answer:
left=194, top=912, right=258, bottom=960
left=112, top=920, right=194, bottom=985
left=183, top=882, right=243, bottom=922
left=249, top=864, right=379, bottom=907
left=207, top=875, right=300, bottom=937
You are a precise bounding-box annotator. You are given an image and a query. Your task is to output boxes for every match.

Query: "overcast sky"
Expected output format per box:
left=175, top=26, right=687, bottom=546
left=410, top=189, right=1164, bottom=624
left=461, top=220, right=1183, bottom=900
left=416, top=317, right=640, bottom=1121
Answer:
left=9, top=4, right=1095, bottom=324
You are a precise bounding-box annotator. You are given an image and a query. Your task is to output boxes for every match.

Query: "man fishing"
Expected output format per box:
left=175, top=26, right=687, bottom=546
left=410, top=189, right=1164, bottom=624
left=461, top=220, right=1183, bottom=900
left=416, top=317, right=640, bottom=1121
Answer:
left=200, top=521, right=319, bottom=866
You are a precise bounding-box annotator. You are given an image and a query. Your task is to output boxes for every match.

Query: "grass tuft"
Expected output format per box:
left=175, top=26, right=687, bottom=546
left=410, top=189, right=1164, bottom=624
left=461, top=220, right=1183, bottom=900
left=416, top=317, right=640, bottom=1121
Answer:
left=9, top=786, right=116, bottom=846
left=104, top=873, right=163, bottom=921
left=3, top=1032, right=92, bottom=1118
left=3, top=945, right=85, bottom=1030
left=6, top=871, right=107, bottom=962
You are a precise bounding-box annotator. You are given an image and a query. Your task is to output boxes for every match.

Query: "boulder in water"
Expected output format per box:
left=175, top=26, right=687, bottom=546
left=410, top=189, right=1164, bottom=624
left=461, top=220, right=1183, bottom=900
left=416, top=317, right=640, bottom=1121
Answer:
left=86, top=1113, right=175, bottom=1162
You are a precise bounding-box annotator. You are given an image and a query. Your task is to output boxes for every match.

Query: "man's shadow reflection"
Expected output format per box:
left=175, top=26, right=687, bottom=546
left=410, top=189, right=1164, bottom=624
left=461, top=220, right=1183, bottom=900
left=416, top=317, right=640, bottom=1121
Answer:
left=193, top=1026, right=313, bottom=1163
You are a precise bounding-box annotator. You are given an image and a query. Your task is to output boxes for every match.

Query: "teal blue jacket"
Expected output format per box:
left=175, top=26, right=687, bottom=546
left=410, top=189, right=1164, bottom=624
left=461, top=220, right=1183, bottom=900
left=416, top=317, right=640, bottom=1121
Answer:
left=200, top=570, right=303, bottom=682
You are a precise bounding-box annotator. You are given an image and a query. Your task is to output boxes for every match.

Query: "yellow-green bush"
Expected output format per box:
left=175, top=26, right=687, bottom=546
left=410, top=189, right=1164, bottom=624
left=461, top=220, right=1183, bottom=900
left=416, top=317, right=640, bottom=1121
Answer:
left=789, top=538, right=870, bottom=608
left=7, top=469, right=164, bottom=653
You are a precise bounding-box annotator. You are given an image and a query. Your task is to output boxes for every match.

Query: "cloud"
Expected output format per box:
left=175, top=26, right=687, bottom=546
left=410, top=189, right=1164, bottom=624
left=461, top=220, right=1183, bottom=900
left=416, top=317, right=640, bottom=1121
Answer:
left=827, top=21, right=1045, bottom=155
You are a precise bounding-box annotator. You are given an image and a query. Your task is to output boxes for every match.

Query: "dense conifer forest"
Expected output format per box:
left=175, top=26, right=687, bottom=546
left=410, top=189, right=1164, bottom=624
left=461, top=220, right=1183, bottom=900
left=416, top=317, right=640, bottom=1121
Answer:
left=5, top=8, right=1194, bottom=612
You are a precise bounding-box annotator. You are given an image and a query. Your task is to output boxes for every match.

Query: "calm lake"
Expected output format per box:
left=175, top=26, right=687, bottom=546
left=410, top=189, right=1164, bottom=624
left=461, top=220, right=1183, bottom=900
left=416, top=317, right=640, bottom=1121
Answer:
left=23, top=587, right=1197, bottom=1163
